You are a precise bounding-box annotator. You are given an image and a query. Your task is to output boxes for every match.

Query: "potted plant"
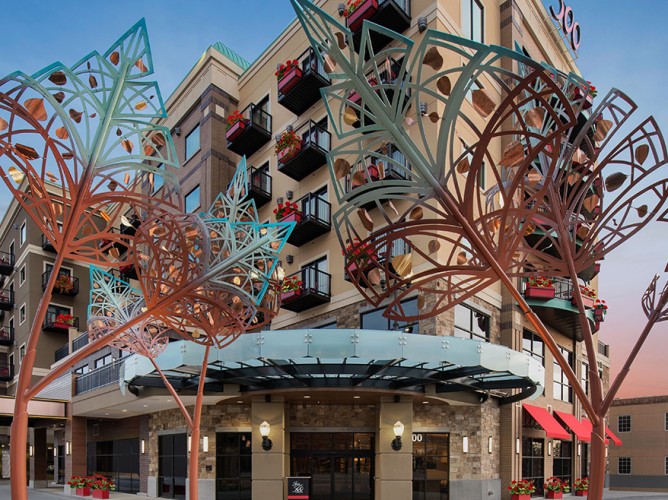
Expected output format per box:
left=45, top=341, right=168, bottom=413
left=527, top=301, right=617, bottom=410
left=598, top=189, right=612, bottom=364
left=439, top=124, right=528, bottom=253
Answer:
left=507, top=479, right=536, bottom=500
left=572, top=81, right=597, bottom=110
left=573, top=284, right=596, bottom=309
left=275, top=130, right=303, bottom=163
left=280, top=275, right=303, bottom=303
left=573, top=477, right=589, bottom=497
left=225, top=110, right=249, bottom=141
left=344, top=0, right=379, bottom=32
left=273, top=201, right=302, bottom=223
left=524, top=276, right=555, bottom=300
left=89, top=474, right=116, bottom=499
left=54, top=273, right=75, bottom=294
left=593, top=299, right=608, bottom=322
left=343, top=237, right=377, bottom=286
left=55, top=313, right=75, bottom=330
left=67, top=475, right=90, bottom=496
left=544, top=476, right=570, bottom=499
left=276, top=59, right=302, bottom=94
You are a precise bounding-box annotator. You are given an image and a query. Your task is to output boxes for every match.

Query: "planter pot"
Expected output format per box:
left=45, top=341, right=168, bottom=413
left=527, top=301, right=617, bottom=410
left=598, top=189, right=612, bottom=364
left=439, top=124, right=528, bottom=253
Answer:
left=546, top=492, right=563, bottom=499
left=226, top=120, right=248, bottom=142
left=92, top=491, right=110, bottom=499
left=76, top=488, right=91, bottom=496
left=280, top=212, right=303, bottom=224
left=573, top=295, right=595, bottom=309
left=281, top=289, right=302, bottom=303
left=575, top=491, right=588, bottom=497
left=278, top=66, right=303, bottom=94
left=346, top=0, right=379, bottom=31
left=594, top=308, right=606, bottom=322
left=346, top=261, right=375, bottom=288
left=524, top=285, right=555, bottom=300
left=55, top=322, right=73, bottom=330
left=277, top=142, right=303, bottom=164
left=511, top=495, right=531, bottom=500
left=367, top=164, right=380, bottom=182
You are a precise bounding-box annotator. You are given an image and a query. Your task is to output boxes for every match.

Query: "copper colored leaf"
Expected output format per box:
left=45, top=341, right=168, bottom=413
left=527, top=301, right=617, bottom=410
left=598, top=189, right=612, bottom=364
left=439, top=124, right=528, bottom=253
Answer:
left=583, top=194, right=599, bottom=213
left=417, top=293, right=426, bottom=310
left=524, top=107, right=546, bottom=128
left=124, top=172, right=131, bottom=184
left=135, top=58, right=148, bottom=72
left=594, top=119, right=613, bottom=142
left=143, top=143, right=156, bottom=156
left=46, top=171, right=58, bottom=183
left=62, top=152, right=73, bottom=160
left=109, top=247, right=120, bottom=260
left=457, top=251, right=468, bottom=265
left=151, top=133, right=166, bottom=147
left=351, top=171, right=367, bottom=187
left=344, top=106, right=358, bottom=126
left=135, top=101, right=147, bottom=111
left=69, top=109, right=82, bottom=123
left=334, top=158, right=352, bottom=179
left=387, top=200, right=399, bottom=217
left=89, top=75, right=98, bottom=89
left=0, top=117, right=7, bottom=131
left=471, top=89, right=496, bottom=118
left=428, top=112, right=440, bottom=123
left=572, top=148, right=588, bottom=165
left=436, top=76, right=451, bottom=96
left=121, top=139, right=134, bottom=153
left=367, top=268, right=381, bottom=286
left=108, top=180, right=118, bottom=191
left=109, top=51, right=120, bottom=65
left=605, top=172, right=628, bottom=192
left=14, top=143, right=39, bottom=160
left=323, top=54, right=337, bottom=73
left=456, top=157, right=470, bottom=174
left=358, top=209, right=374, bottom=232
left=25, top=98, right=47, bottom=121
left=335, top=32, right=347, bottom=49
left=55, top=127, right=69, bottom=140
left=422, top=47, right=443, bottom=70
left=428, top=240, right=440, bottom=254
left=404, top=116, right=415, bottom=127
left=636, top=205, right=648, bottom=218
left=48, top=71, right=67, bottom=86
left=8, top=166, right=24, bottom=183
left=82, top=224, right=94, bottom=236
left=409, top=207, right=423, bottom=220
left=116, top=128, right=123, bottom=136
left=53, top=91, right=65, bottom=103
left=392, top=254, right=412, bottom=277
left=51, top=203, right=63, bottom=216
left=635, top=144, right=649, bottom=165
left=500, top=141, right=524, bottom=167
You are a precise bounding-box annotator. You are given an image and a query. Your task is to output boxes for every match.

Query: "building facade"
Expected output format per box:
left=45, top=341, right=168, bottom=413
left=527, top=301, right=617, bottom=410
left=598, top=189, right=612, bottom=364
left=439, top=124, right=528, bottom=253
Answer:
left=4, top=1, right=617, bottom=499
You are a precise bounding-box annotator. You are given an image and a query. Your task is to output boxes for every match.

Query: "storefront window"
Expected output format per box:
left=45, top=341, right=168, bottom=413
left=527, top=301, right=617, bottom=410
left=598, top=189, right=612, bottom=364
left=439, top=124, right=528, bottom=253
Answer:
left=159, top=433, right=187, bottom=499
left=552, top=440, right=573, bottom=485
left=412, top=432, right=449, bottom=500
left=86, top=438, right=140, bottom=493
left=216, top=432, right=252, bottom=500
left=522, top=437, right=544, bottom=495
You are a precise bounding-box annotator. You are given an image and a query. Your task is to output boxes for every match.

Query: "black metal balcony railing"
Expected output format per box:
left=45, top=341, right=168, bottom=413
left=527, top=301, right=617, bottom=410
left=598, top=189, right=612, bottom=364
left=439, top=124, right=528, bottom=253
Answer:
left=120, top=215, right=141, bottom=237
left=0, top=250, right=15, bottom=275
left=226, top=103, right=272, bottom=158
left=277, top=46, right=330, bottom=116
left=54, top=344, right=69, bottom=363
left=42, top=234, right=57, bottom=253
left=43, top=312, right=80, bottom=332
left=119, top=263, right=139, bottom=280
left=98, top=227, right=128, bottom=255
left=0, top=363, right=13, bottom=382
left=347, top=0, right=412, bottom=53
left=75, top=359, right=124, bottom=394
left=247, top=166, right=272, bottom=207
left=42, top=270, right=80, bottom=297
left=0, top=325, right=14, bottom=346
left=276, top=120, right=331, bottom=181
left=0, top=289, right=14, bottom=311
left=54, top=332, right=89, bottom=363
left=283, top=192, right=332, bottom=247
left=280, top=266, right=331, bottom=313
left=344, top=237, right=411, bottom=285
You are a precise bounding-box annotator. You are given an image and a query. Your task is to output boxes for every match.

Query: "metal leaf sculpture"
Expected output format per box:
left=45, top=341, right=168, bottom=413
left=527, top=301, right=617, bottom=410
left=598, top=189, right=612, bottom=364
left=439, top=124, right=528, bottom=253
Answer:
left=641, top=268, right=668, bottom=324
left=292, top=0, right=587, bottom=321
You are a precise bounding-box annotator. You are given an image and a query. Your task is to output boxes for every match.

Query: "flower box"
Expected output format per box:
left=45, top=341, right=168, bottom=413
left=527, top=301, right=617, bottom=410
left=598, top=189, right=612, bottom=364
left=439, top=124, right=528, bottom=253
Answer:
left=281, top=289, right=302, bottom=303
left=278, top=66, right=303, bottom=94
left=575, top=491, right=587, bottom=497
left=277, top=142, right=302, bottom=164
left=524, top=285, right=555, bottom=300
left=92, top=490, right=110, bottom=499
left=76, top=488, right=91, bottom=496
left=226, top=120, right=248, bottom=142
left=594, top=308, right=606, bottom=322
left=346, top=0, right=379, bottom=31
left=572, top=295, right=595, bottom=309
left=511, top=495, right=531, bottom=500
left=55, top=322, right=73, bottom=331
left=280, top=212, right=303, bottom=224
left=546, top=492, right=563, bottom=499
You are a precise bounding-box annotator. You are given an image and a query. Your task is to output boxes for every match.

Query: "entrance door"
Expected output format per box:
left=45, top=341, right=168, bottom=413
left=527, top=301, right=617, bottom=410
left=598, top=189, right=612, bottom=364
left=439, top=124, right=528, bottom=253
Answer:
left=291, top=433, right=374, bottom=500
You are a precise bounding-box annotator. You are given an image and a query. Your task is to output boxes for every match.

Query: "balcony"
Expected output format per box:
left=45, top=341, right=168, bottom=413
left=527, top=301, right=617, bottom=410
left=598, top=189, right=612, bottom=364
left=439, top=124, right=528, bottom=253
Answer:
left=120, top=215, right=141, bottom=237
left=281, top=192, right=331, bottom=247
left=346, top=0, right=411, bottom=54
left=0, top=325, right=14, bottom=346
left=0, top=363, right=13, bottom=382
left=0, top=251, right=14, bottom=275
left=344, top=237, right=411, bottom=285
left=42, top=234, right=57, bottom=253
left=280, top=266, right=331, bottom=313
left=119, top=263, right=138, bottom=280
left=521, top=277, right=596, bottom=341
left=75, top=359, right=123, bottom=394
left=54, top=332, right=89, bottom=363
left=0, top=290, right=14, bottom=311
left=54, top=344, right=69, bottom=363
left=277, top=47, right=330, bottom=115
left=43, top=312, right=80, bottom=333
left=98, top=227, right=128, bottom=255
left=226, top=103, right=272, bottom=158
left=276, top=121, right=331, bottom=181
left=247, top=166, right=272, bottom=208
left=42, top=271, right=80, bottom=297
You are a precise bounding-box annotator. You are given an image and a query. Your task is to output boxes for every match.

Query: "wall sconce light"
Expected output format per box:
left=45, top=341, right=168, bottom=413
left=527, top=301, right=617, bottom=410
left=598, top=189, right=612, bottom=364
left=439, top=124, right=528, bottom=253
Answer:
left=516, top=438, right=521, bottom=455
left=462, top=436, right=469, bottom=454
left=286, top=190, right=294, bottom=200
left=276, top=264, right=285, bottom=281
left=285, top=255, right=294, bottom=265
left=578, top=443, right=582, bottom=456
left=202, top=436, right=209, bottom=453
left=276, top=197, right=284, bottom=205
left=419, top=101, right=428, bottom=116
left=53, top=447, right=57, bottom=458
left=488, top=436, right=493, bottom=454
left=260, top=421, right=273, bottom=451
left=29, top=445, right=33, bottom=457
left=338, top=2, right=345, bottom=16
left=174, top=127, right=181, bottom=137
left=65, top=441, right=71, bottom=456
left=417, top=16, right=428, bottom=33
left=188, top=436, right=192, bottom=453
left=141, top=440, right=146, bottom=454
left=391, top=421, right=404, bottom=451
left=547, top=441, right=552, bottom=456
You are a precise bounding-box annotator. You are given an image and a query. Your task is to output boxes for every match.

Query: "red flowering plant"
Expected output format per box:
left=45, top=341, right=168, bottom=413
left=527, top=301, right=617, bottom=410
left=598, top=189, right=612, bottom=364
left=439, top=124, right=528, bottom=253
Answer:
left=594, top=299, right=608, bottom=311
left=587, top=81, right=598, bottom=98
left=280, top=276, right=303, bottom=292
left=507, top=479, right=536, bottom=495
left=343, top=0, right=365, bottom=17
left=273, top=201, right=301, bottom=221
left=67, top=476, right=90, bottom=489
left=275, top=59, right=299, bottom=80
left=342, top=237, right=376, bottom=267
left=54, top=273, right=75, bottom=294
left=527, top=276, right=554, bottom=288
left=89, top=474, right=116, bottom=491
left=544, top=477, right=570, bottom=493
left=55, top=313, right=75, bottom=325
left=274, top=130, right=302, bottom=156
left=573, top=477, right=589, bottom=491
left=579, top=284, right=597, bottom=299
left=225, top=110, right=247, bottom=131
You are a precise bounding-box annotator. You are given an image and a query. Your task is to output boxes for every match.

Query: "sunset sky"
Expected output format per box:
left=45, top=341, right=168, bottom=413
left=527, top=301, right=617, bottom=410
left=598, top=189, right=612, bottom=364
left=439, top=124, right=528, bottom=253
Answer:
left=0, top=0, right=665, bottom=398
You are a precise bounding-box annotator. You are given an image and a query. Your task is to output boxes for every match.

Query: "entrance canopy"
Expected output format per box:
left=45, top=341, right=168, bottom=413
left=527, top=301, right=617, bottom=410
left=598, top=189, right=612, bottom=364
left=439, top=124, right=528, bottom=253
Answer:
left=122, top=329, right=544, bottom=404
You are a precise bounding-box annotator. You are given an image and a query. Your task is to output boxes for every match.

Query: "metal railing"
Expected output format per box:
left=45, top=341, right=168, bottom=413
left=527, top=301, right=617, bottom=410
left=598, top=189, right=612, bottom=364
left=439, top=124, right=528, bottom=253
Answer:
left=236, top=103, right=272, bottom=135
left=521, top=276, right=575, bottom=301
left=54, top=344, right=69, bottom=362
left=41, top=270, right=80, bottom=295
left=0, top=250, right=14, bottom=268
left=249, top=166, right=272, bottom=198
left=379, top=0, right=410, bottom=15
left=0, top=325, right=13, bottom=344
left=375, top=237, right=411, bottom=261
left=278, top=46, right=329, bottom=94
left=44, top=311, right=80, bottom=330
left=75, top=359, right=124, bottom=394
left=297, top=266, right=331, bottom=297
left=72, top=332, right=89, bottom=352
left=0, top=289, right=14, bottom=306
left=0, top=363, right=14, bottom=381
left=296, top=192, right=331, bottom=227
left=42, top=234, right=57, bottom=252
left=346, top=144, right=411, bottom=192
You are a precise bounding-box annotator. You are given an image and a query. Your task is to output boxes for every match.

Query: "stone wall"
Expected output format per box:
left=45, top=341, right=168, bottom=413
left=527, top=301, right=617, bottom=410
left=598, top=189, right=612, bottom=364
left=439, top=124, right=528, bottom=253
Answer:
left=289, top=403, right=376, bottom=428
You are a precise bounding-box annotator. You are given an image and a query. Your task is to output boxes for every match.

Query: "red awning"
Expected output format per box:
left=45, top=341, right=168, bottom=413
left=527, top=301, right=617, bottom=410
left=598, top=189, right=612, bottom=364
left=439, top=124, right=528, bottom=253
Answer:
left=554, top=411, right=591, bottom=442
left=605, top=427, right=623, bottom=446
left=523, top=404, right=571, bottom=440
left=580, top=418, right=611, bottom=445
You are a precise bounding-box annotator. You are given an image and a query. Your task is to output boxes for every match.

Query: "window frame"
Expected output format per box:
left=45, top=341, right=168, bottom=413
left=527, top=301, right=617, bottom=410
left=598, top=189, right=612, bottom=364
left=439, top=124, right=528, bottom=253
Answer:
left=19, top=343, right=26, bottom=362
left=185, top=185, right=201, bottom=213
left=552, top=346, right=573, bottom=402
left=19, top=304, right=26, bottom=325
left=461, top=0, right=484, bottom=43
left=618, top=456, right=631, bottom=475
left=454, top=303, right=490, bottom=342
left=184, top=124, right=201, bottom=162
left=618, top=415, right=631, bottom=433
left=522, top=330, right=544, bottom=366
left=19, top=220, right=27, bottom=246
left=94, top=354, right=113, bottom=369
left=361, top=298, right=420, bottom=334
left=19, top=265, right=26, bottom=286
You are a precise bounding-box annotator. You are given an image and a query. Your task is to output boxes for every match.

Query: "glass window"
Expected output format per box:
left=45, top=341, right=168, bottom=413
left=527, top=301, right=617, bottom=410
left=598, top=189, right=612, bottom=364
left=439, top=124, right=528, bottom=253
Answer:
left=665, top=413, right=668, bottom=431
left=618, top=457, right=631, bottom=475
left=19, top=265, right=26, bottom=285
left=522, top=330, right=544, bottom=365
left=361, top=298, right=420, bottom=333
left=19, top=344, right=26, bottom=362
left=522, top=437, right=545, bottom=496
left=552, top=440, right=572, bottom=485
left=74, top=365, right=89, bottom=375
left=454, top=304, right=489, bottom=342
left=553, top=346, right=573, bottom=402
left=216, top=432, right=252, bottom=499
left=20, top=221, right=26, bottom=246
left=412, top=432, right=449, bottom=500
left=462, top=0, right=484, bottom=43
left=665, top=457, right=668, bottom=475
left=8, top=353, right=14, bottom=371
left=185, top=125, right=200, bottom=162
left=618, top=415, right=631, bottom=433
left=581, top=362, right=589, bottom=396
left=19, top=304, right=26, bottom=325
left=9, top=241, right=14, bottom=258
left=94, top=354, right=113, bottom=369
left=185, top=186, right=201, bottom=213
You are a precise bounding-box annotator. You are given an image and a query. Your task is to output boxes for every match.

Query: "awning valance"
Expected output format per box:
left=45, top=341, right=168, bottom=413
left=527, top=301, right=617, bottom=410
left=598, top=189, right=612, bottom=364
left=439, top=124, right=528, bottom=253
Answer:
left=524, top=404, right=570, bottom=440
left=555, top=411, right=591, bottom=442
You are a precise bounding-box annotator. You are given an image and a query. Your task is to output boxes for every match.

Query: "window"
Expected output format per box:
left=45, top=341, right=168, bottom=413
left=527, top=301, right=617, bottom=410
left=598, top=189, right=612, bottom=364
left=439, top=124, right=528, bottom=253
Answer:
left=153, top=163, right=164, bottom=193
left=665, top=413, right=668, bottom=431
left=459, top=139, right=485, bottom=188
left=665, top=457, right=668, bottom=475
left=553, top=346, right=573, bottom=402
left=184, top=125, right=200, bottom=162
left=74, top=365, right=89, bottom=375
left=8, top=353, right=14, bottom=371
left=315, top=320, right=337, bottom=329
left=19, top=221, right=26, bottom=246
left=618, top=415, right=631, bottom=433
left=462, top=0, right=484, bottom=43
left=522, top=330, right=544, bottom=365
left=216, top=433, right=252, bottom=499
left=87, top=439, right=140, bottom=493
left=250, top=162, right=270, bottom=193
left=454, top=304, right=489, bottom=342
left=185, top=186, right=201, bottom=213
left=9, top=240, right=14, bottom=259
left=94, top=354, right=113, bottom=369
left=19, top=304, right=26, bottom=325
left=581, top=362, right=589, bottom=396
left=19, top=265, right=26, bottom=286
left=19, top=344, right=26, bottom=362
left=412, top=433, right=449, bottom=500
left=361, top=298, right=420, bottom=333
left=618, top=457, right=631, bottom=475
left=522, top=437, right=545, bottom=496
left=552, top=440, right=572, bottom=485
left=252, top=96, right=271, bottom=131
left=158, top=433, right=188, bottom=498
left=302, top=256, right=329, bottom=295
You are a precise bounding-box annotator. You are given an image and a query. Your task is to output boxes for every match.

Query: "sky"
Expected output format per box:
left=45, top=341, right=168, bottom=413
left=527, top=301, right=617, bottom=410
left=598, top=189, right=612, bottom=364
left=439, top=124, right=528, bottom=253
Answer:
left=0, top=0, right=666, bottom=398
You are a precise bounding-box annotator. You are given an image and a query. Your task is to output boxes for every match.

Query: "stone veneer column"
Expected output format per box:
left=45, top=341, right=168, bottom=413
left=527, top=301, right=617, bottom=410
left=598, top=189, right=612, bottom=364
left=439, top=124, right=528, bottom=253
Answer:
left=29, top=427, right=48, bottom=488
left=251, top=400, right=286, bottom=499
left=139, top=414, right=149, bottom=494
left=376, top=401, right=413, bottom=500
left=64, top=416, right=87, bottom=486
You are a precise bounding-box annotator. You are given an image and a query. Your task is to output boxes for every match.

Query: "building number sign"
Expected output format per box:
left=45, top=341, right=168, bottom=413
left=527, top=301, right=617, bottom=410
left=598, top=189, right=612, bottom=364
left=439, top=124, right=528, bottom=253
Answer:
left=550, top=0, right=581, bottom=51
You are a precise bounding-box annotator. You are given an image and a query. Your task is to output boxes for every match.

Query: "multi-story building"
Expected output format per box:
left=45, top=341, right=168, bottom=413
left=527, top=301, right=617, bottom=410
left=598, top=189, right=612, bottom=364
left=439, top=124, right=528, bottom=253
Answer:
left=609, top=396, right=668, bottom=492
left=5, top=1, right=617, bottom=499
